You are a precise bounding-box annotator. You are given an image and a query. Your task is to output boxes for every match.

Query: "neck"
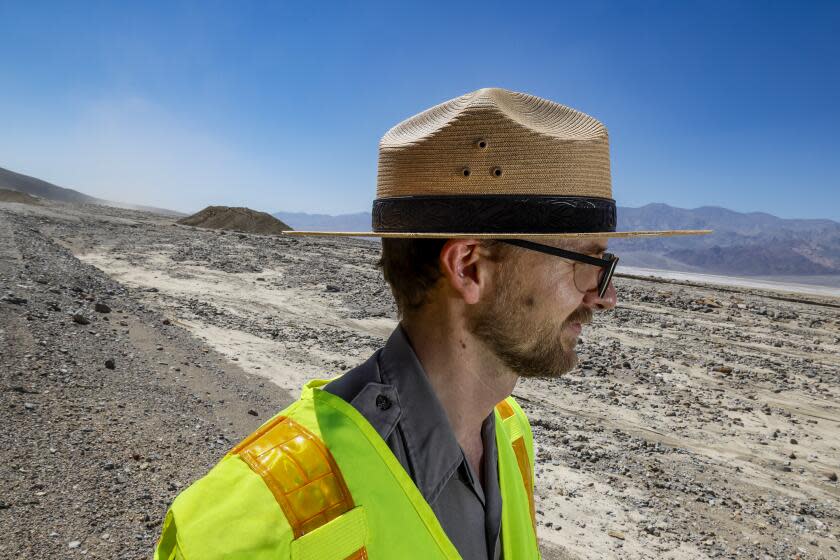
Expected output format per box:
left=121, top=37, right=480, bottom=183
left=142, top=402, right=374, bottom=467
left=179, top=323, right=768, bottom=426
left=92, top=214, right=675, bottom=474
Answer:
left=400, top=311, right=518, bottom=450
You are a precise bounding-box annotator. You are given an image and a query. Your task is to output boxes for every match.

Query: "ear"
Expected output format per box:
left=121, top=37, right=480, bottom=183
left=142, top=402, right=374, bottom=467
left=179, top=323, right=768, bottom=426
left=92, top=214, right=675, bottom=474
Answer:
left=438, top=238, right=486, bottom=305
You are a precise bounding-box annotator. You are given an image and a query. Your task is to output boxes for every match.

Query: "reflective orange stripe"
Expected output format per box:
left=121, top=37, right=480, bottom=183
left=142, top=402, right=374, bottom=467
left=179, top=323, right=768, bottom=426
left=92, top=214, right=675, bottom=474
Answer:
left=232, top=415, right=368, bottom=558
left=344, top=548, right=369, bottom=560
left=511, top=436, right=536, bottom=531
left=496, top=399, right=515, bottom=420
left=495, top=400, right=537, bottom=536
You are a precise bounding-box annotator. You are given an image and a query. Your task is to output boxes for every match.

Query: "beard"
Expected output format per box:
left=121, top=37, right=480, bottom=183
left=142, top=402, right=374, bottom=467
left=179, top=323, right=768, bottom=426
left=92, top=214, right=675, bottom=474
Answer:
left=466, top=272, right=593, bottom=379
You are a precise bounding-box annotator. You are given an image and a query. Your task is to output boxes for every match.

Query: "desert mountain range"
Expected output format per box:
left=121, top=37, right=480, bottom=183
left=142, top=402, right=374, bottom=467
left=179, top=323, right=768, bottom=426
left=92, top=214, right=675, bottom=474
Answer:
left=1, top=164, right=836, bottom=278
left=275, top=207, right=840, bottom=278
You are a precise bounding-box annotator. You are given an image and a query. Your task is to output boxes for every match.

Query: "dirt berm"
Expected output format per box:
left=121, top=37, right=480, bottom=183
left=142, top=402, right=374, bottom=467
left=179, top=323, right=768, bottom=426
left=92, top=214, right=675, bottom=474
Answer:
left=177, top=205, right=291, bottom=234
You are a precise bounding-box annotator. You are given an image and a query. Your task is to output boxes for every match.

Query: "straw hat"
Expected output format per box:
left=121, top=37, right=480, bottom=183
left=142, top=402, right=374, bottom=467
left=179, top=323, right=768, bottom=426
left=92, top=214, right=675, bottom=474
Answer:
left=283, top=88, right=711, bottom=240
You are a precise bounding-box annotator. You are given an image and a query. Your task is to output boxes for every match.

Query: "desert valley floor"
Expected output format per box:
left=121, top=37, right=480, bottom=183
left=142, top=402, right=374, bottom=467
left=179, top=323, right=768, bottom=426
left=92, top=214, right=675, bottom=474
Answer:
left=2, top=200, right=839, bottom=559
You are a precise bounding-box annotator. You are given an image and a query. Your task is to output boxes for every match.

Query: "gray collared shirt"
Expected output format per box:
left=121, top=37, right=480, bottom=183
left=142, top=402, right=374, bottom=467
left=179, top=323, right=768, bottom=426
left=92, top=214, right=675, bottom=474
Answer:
left=325, top=325, right=503, bottom=559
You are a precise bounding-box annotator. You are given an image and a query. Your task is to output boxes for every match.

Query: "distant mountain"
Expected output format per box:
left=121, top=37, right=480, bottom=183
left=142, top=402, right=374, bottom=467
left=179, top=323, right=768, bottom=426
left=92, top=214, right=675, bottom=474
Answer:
left=273, top=210, right=371, bottom=233
left=0, top=165, right=183, bottom=217
left=274, top=205, right=840, bottom=277
left=617, top=203, right=838, bottom=234
left=610, top=204, right=840, bottom=275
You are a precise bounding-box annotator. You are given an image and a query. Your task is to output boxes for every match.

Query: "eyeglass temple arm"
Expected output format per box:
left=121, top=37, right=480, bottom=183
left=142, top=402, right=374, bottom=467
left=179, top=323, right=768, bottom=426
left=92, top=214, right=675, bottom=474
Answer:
left=500, top=239, right=614, bottom=267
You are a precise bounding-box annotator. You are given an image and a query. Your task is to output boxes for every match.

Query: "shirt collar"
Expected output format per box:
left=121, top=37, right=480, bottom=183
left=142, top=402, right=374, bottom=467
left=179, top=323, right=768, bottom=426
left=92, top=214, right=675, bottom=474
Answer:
left=377, top=324, right=490, bottom=504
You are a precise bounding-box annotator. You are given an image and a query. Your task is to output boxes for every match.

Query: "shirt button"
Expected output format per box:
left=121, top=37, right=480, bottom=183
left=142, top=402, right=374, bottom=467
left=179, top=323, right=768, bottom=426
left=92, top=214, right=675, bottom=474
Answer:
left=375, top=394, right=391, bottom=411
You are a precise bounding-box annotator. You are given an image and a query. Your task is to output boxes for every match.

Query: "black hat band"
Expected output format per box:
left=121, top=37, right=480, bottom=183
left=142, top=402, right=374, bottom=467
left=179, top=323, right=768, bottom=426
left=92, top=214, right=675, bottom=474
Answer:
left=372, top=195, right=617, bottom=234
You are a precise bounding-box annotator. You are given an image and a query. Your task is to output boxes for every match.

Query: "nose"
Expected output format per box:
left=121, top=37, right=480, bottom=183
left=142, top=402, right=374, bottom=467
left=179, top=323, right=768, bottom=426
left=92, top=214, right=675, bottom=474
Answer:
left=582, top=279, right=617, bottom=310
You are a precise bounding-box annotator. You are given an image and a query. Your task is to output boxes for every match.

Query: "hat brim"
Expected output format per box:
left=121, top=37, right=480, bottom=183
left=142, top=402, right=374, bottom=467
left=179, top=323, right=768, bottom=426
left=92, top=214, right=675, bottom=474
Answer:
left=281, top=229, right=712, bottom=239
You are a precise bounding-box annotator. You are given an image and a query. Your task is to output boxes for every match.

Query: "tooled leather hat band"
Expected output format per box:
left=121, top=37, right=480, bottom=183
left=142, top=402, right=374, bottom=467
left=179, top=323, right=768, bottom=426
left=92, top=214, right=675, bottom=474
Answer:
left=372, top=195, right=617, bottom=234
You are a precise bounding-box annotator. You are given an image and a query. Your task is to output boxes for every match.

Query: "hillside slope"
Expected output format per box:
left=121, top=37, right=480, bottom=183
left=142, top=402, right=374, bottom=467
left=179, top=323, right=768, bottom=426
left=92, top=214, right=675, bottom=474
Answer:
left=0, top=165, right=183, bottom=216
left=0, top=188, right=41, bottom=205
left=0, top=166, right=99, bottom=204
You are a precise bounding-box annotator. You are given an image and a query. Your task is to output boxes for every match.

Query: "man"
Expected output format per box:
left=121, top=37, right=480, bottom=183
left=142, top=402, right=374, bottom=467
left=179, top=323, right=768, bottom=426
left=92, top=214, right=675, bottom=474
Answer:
left=154, top=88, right=709, bottom=559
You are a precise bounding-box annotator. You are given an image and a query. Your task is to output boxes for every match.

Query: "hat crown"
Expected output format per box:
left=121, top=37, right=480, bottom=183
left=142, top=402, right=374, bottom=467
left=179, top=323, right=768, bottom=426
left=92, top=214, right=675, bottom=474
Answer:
left=377, top=87, right=612, bottom=199
left=382, top=88, right=607, bottom=146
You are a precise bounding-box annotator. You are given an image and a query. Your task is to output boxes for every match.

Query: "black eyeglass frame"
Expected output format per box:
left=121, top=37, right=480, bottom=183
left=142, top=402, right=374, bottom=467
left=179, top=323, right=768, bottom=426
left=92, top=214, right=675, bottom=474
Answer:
left=500, top=239, right=619, bottom=298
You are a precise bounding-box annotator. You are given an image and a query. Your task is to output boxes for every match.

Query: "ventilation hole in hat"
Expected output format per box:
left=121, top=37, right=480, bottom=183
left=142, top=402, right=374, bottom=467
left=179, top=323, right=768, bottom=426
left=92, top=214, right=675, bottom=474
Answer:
left=491, top=167, right=503, bottom=177
left=462, top=167, right=472, bottom=177
left=476, top=139, right=488, bottom=149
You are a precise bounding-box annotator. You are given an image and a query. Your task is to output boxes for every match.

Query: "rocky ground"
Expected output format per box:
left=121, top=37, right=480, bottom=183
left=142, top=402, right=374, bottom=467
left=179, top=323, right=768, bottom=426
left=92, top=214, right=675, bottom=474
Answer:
left=0, top=203, right=291, bottom=559
left=2, top=199, right=839, bottom=559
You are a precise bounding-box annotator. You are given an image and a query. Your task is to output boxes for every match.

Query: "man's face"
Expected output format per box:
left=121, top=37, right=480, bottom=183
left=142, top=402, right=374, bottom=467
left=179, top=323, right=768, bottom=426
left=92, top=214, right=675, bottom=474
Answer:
left=466, top=239, right=614, bottom=378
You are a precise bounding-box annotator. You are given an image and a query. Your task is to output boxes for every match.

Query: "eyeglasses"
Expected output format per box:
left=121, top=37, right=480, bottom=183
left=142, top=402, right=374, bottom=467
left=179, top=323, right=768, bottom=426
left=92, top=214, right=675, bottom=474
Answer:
left=501, top=239, right=619, bottom=298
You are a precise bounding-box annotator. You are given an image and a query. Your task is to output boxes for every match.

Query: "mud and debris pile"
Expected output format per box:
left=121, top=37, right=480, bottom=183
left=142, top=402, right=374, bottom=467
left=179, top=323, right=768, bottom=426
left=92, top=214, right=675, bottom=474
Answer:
left=176, top=205, right=291, bottom=235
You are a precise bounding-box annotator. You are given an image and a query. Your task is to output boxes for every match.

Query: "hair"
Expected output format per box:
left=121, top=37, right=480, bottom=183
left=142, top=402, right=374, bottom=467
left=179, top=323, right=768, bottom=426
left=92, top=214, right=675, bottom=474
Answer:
left=378, top=238, right=445, bottom=317
left=378, top=238, right=508, bottom=317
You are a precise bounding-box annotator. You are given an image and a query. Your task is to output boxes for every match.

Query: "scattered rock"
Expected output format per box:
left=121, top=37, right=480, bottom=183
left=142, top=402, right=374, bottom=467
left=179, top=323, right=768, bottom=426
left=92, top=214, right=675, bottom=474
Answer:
left=72, top=313, right=90, bottom=325
left=3, top=200, right=839, bottom=560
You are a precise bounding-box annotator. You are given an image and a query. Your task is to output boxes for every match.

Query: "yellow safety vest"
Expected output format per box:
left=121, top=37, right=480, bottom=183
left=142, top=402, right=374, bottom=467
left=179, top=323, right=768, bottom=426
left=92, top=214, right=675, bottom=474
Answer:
left=155, top=379, right=539, bottom=559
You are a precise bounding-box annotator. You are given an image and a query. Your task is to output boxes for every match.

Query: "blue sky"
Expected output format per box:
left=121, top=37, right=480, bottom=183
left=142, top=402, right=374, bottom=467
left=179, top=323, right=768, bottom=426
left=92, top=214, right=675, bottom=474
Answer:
left=0, top=1, right=837, bottom=219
